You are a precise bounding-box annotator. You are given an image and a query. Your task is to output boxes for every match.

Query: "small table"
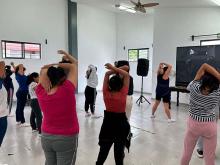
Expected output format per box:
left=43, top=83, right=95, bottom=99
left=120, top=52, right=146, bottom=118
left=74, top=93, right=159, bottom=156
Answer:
left=170, top=86, right=189, bottom=106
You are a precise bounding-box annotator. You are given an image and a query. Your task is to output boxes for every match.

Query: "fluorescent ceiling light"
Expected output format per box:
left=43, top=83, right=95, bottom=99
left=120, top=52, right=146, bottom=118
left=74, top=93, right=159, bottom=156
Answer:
left=125, top=8, right=136, bottom=13
left=117, top=5, right=136, bottom=13
left=119, top=6, right=127, bottom=10
left=210, top=0, right=220, bottom=6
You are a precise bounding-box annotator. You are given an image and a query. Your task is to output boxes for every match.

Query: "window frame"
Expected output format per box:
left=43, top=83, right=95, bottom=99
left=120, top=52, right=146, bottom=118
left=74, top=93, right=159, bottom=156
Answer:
left=128, top=48, right=149, bottom=62
left=200, top=39, right=220, bottom=46
left=24, top=42, right=41, bottom=59
left=1, top=40, right=41, bottom=59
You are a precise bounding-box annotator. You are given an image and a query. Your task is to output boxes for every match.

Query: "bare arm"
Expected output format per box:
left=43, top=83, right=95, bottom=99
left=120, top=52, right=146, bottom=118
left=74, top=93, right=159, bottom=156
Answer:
left=105, top=63, right=129, bottom=87
left=42, top=62, right=77, bottom=87
left=0, top=61, right=6, bottom=78
left=118, top=65, right=129, bottom=72
left=194, top=63, right=220, bottom=81
left=58, top=50, right=77, bottom=64
left=10, top=62, right=16, bottom=71
left=103, top=70, right=114, bottom=91
left=57, top=63, right=77, bottom=87
left=39, top=68, right=51, bottom=92
left=11, top=62, right=24, bottom=75
left=157, top=63, right=163, bottom=75
left=162, top=63, right=172, bottom=80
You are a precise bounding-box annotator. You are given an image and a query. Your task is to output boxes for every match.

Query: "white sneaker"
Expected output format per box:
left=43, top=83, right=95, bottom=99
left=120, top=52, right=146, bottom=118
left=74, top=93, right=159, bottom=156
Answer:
left=16, top=122, right=21, bottom=125
left=32, top=129, right=38, bottom=133
left=85, top=112, right=91, bottom=117
left=168, top=119, right=176, bottom=123
left=20, top=123, right=30, bottom=127
left=150, top=115, right=156, bottom=118
left=91, top=113, right=102, bottom=119
left=8, top=113, right=14, bottom=117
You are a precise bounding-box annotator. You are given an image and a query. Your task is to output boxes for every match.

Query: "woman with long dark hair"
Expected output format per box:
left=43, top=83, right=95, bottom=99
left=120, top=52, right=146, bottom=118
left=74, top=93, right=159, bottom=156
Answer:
left=27, top=72, right=42, bottom=134
left=181, top=63, right=220, bottom=165
left=36, top=50, right=79, bottom=165
left=96, top=63, right=130, bottom=165
left=11, top=62, right=29, bottom=127
left=151, top=62, right=175, bottom=122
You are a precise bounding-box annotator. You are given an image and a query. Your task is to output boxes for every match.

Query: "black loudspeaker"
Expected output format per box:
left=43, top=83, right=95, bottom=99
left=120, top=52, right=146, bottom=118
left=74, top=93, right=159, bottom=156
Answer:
left=116, top=60, right=129, bottom=67
left=137, top=58, right=149, bottom=77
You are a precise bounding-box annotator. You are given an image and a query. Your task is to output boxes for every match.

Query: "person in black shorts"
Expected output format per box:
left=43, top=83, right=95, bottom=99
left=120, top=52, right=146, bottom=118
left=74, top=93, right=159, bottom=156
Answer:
left=151, top=62, right=175, bottom=123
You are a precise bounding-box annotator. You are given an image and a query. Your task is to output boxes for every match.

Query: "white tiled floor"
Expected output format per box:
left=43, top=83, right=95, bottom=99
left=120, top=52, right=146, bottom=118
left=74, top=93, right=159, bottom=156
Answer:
left=0, top=93, right=219, bottom=165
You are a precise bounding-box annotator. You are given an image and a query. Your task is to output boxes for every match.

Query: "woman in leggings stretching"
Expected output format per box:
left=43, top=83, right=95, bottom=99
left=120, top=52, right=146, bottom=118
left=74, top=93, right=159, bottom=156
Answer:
left=28, top=72, right=42, bottom=134
left=181, top=63, right=220, bottom=165
left=96, top=63, right=130, bottom=165
left=11, top=62, right=29, bottom=127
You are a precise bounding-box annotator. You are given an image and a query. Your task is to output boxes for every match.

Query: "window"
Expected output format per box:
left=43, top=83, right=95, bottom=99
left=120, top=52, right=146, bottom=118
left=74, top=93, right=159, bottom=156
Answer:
left=200, top=39, right=220, bottom=46
left=24, top=43, right=41, bottom=59
left=2, top=41, right=23, bottom=59
left=128, top=48, right=149, bottom=62
left=1, top=40, right=41, bottom=59
left=128, top=49, right=138, bottom=62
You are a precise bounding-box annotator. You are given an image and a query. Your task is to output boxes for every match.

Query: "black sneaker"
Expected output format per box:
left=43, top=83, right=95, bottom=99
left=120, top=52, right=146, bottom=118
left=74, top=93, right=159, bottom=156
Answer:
left=196, top=149, right=203, bottom=158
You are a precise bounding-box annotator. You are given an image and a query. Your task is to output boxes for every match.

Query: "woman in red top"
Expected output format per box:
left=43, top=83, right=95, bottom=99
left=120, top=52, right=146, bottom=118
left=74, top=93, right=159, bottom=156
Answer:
left=96, top=63, right=130, bottom=165
left=36, top=50, right=79, bottom=165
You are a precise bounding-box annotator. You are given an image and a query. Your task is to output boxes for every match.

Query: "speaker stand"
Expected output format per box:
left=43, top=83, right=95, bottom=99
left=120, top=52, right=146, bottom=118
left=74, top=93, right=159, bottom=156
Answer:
left=136, top=76, right=151, bottom=105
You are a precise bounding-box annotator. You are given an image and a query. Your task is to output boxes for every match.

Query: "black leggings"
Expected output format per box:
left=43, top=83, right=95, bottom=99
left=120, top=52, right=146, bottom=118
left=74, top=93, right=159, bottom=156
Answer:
left=16, top=90, right=28, bottom=123
left=30, top=99, right=42, bottom=133
left=7, top=88, right=14, bottom=114
left=96, top=141, right=125, bottom=165
left=84, top=86, right=97, bottom=113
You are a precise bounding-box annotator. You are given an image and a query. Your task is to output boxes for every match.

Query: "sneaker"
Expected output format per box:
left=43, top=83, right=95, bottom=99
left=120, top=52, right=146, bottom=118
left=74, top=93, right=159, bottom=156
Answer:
left=16, top=122, right=21, bottom=125
left=196, top=149, right=203, bottom=158
left=32, top=129, right=38, bottom=133
left=91, top=113, right=102, bottom=119
left=85, top=112, right=91, bottom=117
left=150, top=115, right=156, bottom=118
left=168, top=118, right=176, bottom=123
left=20, top=123, right=30, bottom=127
left=8, top=113, right=14, bottom=117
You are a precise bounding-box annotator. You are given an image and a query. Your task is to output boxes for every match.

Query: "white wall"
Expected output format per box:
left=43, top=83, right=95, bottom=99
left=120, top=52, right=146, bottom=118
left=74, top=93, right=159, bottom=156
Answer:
left=116, top=13, right=154, bottom=93
left=77, top=4, right=117, bottom=92
left=153, top=8, right=220, bottom=103
left=0, top=0, right=68, bottom=95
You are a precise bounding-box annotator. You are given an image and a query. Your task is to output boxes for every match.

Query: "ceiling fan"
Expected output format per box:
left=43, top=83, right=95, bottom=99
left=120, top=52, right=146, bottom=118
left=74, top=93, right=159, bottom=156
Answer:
left=130, top=0, right=159, bottom=13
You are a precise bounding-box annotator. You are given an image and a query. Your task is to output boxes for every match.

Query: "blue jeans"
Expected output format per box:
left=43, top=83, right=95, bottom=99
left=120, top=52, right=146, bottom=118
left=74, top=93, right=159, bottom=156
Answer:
left=0, top=116, right=8, bottom=147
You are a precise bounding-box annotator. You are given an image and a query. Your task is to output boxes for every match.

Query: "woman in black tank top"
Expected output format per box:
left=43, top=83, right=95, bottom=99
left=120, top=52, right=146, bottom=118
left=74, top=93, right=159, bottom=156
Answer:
left=151, top=63, right=176, bottom=123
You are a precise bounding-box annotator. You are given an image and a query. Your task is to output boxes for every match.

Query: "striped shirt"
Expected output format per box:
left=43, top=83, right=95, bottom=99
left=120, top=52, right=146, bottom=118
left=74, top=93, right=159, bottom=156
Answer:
left=187, top=80, right=220, bottom=122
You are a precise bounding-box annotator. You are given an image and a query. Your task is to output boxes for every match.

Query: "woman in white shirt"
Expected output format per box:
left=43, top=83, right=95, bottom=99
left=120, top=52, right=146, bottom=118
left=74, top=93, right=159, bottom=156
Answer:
left=84, top=64, right=98, bottom=117
left=0, top=61, right=8, bottom=147
left=28, top=72, right=42, bottom=134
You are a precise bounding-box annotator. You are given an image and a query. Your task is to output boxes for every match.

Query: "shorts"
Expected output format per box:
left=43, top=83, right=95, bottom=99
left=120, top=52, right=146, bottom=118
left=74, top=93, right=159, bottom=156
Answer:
left=156, top=94, right=170, bottom=103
